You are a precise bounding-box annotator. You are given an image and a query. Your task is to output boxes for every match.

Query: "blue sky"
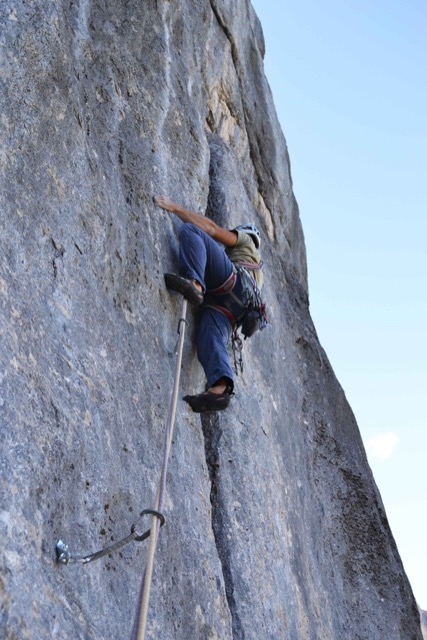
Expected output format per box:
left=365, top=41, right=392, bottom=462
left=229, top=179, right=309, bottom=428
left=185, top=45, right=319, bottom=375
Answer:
left=251, top=0, right=427, bottom=609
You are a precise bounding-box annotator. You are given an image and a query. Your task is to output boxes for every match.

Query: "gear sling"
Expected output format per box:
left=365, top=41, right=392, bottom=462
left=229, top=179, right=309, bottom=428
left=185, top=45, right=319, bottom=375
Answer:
left=203, top=261, right=268, bottom=339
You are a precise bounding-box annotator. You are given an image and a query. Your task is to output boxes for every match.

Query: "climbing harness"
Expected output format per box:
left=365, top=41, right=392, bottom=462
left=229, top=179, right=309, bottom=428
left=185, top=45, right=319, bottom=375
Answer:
left=55, top=298, right=189, bottom=640
left=205, top=262, right=268, bottom=375
left=206, top=261, right=267, bottom=338
left=205, top=264, right=267, bottom=332
left=206, top=269, right=237, bottom=295
left=234, top=259, right=264, bottom=272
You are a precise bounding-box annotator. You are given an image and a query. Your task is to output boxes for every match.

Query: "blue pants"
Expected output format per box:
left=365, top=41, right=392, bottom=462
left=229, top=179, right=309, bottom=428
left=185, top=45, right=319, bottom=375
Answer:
left=178, top=223, right=243, bottom=390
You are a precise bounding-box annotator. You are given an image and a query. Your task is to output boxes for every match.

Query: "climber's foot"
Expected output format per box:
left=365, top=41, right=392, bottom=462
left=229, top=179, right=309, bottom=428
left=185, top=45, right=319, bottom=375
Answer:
left=183, top=380, right=233, bottom=413
left=164, top=273, right=204, bottom=305
left=183, top=389, right=231, bottom=413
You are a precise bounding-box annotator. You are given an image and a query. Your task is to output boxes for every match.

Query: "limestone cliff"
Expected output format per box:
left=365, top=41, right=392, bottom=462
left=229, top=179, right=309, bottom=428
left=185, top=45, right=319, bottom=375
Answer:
left=0, top=1, right=422, bottom=639
left=421, top=609, right=427, bottom=640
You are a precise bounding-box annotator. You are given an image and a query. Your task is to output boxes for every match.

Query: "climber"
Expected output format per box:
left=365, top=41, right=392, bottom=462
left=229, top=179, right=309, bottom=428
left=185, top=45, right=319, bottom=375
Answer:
left=154, top=194, right=265, bottom=413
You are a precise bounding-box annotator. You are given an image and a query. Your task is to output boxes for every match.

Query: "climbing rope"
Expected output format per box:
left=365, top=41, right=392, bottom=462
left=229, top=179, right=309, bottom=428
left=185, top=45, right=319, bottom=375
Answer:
left=130, top=297, right=188, bottom=640
left=55, top=297, right=188, bottom=640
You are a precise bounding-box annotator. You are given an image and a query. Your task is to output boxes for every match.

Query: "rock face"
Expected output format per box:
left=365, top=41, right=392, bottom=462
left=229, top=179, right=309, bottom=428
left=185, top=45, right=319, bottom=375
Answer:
left=0, top=1, right=422, bottom=639
left=421, top=609, right=427, bottom=640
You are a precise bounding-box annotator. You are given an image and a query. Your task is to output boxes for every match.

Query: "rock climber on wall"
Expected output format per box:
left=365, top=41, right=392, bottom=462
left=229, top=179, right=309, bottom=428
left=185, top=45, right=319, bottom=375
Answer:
left=154, top=195, right=266, bottom=413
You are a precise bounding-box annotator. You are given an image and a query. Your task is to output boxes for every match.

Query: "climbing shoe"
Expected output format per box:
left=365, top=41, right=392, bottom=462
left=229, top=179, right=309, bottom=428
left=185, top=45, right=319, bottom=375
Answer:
left=183, top=389, right=232, bottom=413
left=164, top=273, right=204, bottom=306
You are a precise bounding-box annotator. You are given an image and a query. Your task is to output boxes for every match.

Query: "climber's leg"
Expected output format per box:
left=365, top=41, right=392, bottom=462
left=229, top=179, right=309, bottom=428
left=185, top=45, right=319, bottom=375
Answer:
left=197, top=308, right=234, bottom=389
left=182, top=306, right=234, bottom=412
left=177, top=223, right=233, bottom=292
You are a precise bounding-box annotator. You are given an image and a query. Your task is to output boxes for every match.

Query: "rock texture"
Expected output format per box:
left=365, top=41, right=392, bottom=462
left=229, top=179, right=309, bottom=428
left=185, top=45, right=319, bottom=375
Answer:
left=0, top=1, right=422, bottom=639
left=421, top=609, right=427, bottom=640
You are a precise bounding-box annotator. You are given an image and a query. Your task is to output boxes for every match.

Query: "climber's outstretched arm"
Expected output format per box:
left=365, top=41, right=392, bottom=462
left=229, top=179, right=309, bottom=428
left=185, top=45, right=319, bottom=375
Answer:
left=154, top=195, right=237, bottom=247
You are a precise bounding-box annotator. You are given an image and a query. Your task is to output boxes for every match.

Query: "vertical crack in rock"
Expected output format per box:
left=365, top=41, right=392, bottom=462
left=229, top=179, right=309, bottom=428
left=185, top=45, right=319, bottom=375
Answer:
left=2, top=2, right=422, bottom=638
left=209, top=1, right=238, bottom=64
left=209, top=1, right=277, bottom=242
left=201, top=413, right=243, bottom=639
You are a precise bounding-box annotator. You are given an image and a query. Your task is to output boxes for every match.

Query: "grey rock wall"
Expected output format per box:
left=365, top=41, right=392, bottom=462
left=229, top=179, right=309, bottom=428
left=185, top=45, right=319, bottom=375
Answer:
left=0, top=1, right=422, bottom=639
left=420, top=609, right=427, bottom=640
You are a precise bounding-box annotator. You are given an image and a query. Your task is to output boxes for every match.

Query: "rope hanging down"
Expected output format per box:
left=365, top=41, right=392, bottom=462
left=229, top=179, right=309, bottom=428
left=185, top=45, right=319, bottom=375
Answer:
left=55, top=298, right=188, bottom=640
left=130, top=297, right=188, bottom=640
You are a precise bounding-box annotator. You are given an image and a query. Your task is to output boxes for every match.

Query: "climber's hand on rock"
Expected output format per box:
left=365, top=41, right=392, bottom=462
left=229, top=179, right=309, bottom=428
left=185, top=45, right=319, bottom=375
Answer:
left=153, top=195, right=175, bottom=212
left=153, top=197, right=202, bottom=230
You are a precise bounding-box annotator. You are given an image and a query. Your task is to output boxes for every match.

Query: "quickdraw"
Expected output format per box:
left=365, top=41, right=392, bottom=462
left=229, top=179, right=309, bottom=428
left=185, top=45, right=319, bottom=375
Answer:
left=55, top=509, right=165, bottom=565
left=232, top=329, right=244, bottom=375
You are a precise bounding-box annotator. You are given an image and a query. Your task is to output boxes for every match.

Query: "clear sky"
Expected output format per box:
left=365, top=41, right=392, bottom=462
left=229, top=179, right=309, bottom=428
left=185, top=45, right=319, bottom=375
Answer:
left=251, top=0, right=427, bottom=610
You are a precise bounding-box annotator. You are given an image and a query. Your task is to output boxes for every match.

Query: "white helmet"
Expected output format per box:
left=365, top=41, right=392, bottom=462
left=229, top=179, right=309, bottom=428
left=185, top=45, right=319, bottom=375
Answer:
left=234, top=224, right=261, bottom=249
